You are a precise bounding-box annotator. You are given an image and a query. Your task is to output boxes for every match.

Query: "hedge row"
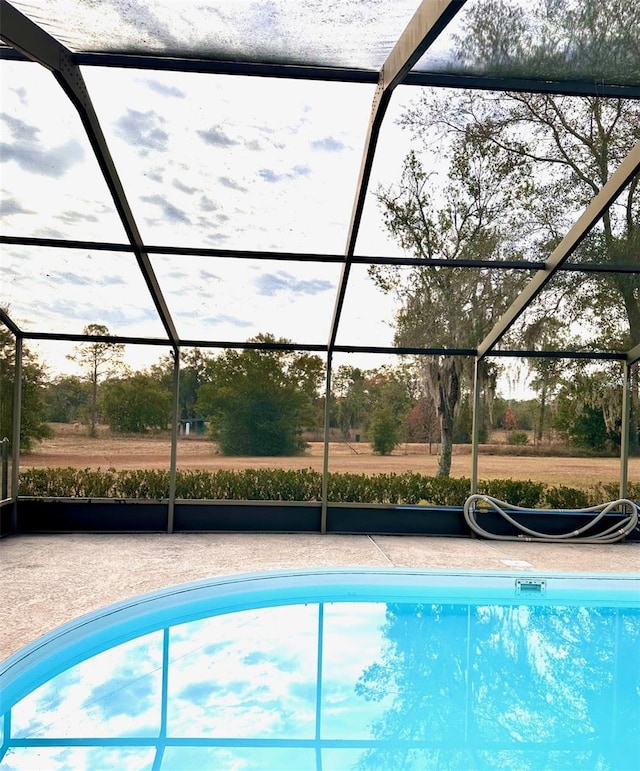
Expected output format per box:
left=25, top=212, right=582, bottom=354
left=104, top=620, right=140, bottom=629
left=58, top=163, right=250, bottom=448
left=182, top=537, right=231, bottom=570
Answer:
left=18, top=467, right=640, bottom=509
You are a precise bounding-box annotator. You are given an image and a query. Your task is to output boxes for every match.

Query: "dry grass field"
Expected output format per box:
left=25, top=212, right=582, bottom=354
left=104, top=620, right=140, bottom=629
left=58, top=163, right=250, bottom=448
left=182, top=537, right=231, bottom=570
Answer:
left=19, top=424, right=639, bottom=490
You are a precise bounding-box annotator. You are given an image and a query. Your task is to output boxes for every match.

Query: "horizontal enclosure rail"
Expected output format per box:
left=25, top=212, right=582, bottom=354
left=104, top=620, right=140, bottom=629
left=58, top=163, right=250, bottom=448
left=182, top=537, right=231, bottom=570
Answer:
left=3, top=48, right=640, bottom=99
left=2, top=235, right=637, bottom=273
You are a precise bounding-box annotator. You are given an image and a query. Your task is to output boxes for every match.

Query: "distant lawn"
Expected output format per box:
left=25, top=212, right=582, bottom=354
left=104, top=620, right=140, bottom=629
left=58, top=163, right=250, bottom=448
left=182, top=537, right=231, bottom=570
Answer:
left=17, top=424, right=638, bottom=492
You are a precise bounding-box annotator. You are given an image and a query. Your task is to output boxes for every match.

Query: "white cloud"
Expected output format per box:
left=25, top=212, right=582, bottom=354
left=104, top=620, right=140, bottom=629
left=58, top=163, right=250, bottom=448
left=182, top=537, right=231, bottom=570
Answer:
left=1, top=60, right=407, bottom=373
left=0, top=62, right=126, bottom=242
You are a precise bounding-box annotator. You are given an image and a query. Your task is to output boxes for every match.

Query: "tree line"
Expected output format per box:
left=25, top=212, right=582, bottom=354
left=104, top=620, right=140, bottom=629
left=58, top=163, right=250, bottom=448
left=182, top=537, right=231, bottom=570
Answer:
left=0, top=323, right=634, bottom=467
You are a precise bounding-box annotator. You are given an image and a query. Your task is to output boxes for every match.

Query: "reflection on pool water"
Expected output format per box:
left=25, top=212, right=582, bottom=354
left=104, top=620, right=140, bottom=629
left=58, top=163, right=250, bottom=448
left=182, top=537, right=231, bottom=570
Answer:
left=1, top=570, right=639, bottom=770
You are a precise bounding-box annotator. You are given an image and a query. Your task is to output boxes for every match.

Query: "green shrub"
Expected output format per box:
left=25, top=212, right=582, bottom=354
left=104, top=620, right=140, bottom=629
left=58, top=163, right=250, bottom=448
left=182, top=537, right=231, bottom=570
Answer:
left=423, top=476, right=474, bottom=506
left=507, top=431, right=529, bottom=446
left=117, top=470, right=170, bottom=498
left=599, top=481, right=640, bottom=503
left=17, top=467, right=639, bottom=510
left=18, top=467, right=119, bottom=497
left=369, top=407, right=399, bottom=455
left=542, top=485, right=593, bottom=509
left=479, top=479, right=545, bottom=508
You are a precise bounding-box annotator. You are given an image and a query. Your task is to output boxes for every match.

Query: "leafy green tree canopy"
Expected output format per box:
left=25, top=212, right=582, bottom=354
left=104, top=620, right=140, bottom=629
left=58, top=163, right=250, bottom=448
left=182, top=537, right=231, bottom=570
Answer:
left=150, top=348, right=212, bottom=422
left=44, top=375, right=89, bottom=424
left=369, top=406, right=400, bottom=455
left=0, top=324, right=52, bottom=451
left=100, top=372, right=172, bottom=434
left=333, top=366, right=368, bottom=440
left=197, top=334, right=324, bottom=456
left=553, top=365, right=623, bottom=452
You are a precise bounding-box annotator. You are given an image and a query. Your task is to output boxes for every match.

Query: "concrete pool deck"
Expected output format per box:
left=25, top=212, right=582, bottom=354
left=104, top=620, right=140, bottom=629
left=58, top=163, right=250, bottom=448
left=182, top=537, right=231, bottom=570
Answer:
left=1, top=533, right=639, bottom=661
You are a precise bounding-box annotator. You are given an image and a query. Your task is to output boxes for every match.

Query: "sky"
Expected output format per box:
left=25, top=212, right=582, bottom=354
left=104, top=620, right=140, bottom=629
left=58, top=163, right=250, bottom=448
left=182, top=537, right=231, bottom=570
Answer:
left=1, top=5, right=627, bottom=399
left=0, top=57, right=420, bottom=378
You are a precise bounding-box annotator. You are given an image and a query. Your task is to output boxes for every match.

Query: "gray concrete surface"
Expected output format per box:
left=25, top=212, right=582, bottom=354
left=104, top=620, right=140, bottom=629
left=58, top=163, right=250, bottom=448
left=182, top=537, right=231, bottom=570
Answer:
left=2, top=533, right=639, bottom=661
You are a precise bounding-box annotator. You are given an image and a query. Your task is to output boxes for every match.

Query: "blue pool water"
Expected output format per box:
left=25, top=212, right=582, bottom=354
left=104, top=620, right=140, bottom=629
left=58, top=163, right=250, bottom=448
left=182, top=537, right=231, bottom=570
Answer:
left=1, top=569, right=639, bottom=770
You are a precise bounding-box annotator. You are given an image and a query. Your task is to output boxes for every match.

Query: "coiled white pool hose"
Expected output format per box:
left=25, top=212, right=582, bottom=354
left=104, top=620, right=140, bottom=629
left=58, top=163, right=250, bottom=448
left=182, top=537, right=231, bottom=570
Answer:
left=463, top=494, right=639, bottom=543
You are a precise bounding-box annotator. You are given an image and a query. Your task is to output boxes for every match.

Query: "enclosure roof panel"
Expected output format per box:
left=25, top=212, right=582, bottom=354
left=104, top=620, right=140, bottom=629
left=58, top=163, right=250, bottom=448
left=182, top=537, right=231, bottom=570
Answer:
left=3, top=0, right=423, bottom=70
left=3, top=1, right=639, bottom=95
left=413, top=0, right=640, bottom=88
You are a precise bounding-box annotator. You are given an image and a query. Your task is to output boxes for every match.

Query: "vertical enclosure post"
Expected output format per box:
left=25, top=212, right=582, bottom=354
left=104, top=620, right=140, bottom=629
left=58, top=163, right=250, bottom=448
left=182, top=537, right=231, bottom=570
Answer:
left=321, top=352, right=333, bottom=534
left=11, top=337, right=23, bottom=528
left=1, top=437, right=9, bottom=501
left=167, top=350, right=180, bottom=534
left=619, top=361, right=631, bottom=500
left=470, top=357, right=482, bottom=495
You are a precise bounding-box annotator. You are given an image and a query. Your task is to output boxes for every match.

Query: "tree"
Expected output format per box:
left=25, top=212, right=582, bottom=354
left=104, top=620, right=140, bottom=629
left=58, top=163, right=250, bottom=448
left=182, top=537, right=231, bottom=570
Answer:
left=44, top=375, right=89, bottom=424
left=553, top=365, right=622, bottom=452
left=408, top=0, right=640, bottom=449
left=150, top=348, right=212, bottom=422
left=404, top=396, right=439, bottom=447
left=333, top=366, right=368, bottom=441
left=518, top=318, right=570, bottom=445
left=0, top=324, right=52, bottom=451
left=366, top=365, right=415, bottom=453
left=67, top=324, right=124, bottom=437
left=369, top=405, right=400, bottom=455
left=197, top=334, right=324, bottom=456
left=100, top=372, right=172, bottom=433
left=372, top=129, right=533, bottom=475
left=501, top=406, right=518, bottom=431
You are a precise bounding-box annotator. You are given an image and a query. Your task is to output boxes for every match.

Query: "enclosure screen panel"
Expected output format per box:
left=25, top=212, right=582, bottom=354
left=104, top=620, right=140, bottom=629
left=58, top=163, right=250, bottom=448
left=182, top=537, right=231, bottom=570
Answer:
left=82, top=68, right=375, bottom=254
left=413, top=0, right=640, bottom=87
left=2, top=246, right=167, bottom=338
left=0, top=61, right=126, bottom=242
left=149, top=254, right=339, bottom=345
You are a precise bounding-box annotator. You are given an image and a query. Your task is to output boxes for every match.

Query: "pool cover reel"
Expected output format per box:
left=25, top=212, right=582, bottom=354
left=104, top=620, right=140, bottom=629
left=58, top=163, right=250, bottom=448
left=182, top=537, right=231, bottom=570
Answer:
left=463, top=495, right=639, bottom=543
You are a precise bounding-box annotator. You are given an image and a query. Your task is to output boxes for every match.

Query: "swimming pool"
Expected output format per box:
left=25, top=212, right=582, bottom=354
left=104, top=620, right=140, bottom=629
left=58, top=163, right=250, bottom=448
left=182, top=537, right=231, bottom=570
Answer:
left=1, top=569, right=639, bottom=770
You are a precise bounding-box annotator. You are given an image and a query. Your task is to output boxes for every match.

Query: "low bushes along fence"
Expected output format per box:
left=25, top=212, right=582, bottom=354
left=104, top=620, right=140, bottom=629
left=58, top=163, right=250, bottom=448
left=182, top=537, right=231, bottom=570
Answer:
left=18, top=467, right=639, bottom=509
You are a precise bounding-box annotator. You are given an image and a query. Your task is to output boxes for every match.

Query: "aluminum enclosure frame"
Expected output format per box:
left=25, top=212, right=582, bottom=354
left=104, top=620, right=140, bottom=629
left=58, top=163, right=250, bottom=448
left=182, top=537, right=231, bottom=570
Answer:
left=1, top=0, right=638, bottom=530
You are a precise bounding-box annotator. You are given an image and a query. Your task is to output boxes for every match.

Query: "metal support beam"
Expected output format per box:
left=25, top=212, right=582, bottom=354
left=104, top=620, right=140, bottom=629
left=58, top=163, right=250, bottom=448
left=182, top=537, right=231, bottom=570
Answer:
left=326, top=82, right=389, bottom=351
left=167, top=350, right=180, bottom=534
left=470, top=358, right=482, bottom=494
left=619, top=362, right=631, bottom=500
left=477, top=139, right=640, bottom=360
left=0, top=308, right=22, bottom=338
left=1, top=437, right=9, bottom=501
left=320, top=352, right=333, bottom=534
left=0, top=1, right=61, bottom=69
left=5, top=46, right=640, bottom=98
left=381, top=0, right=466, bottom=91
left=2, top=233, right=638, bottom=274
left=11, top=337, right=22, bottom=525
left=627, top=340, right=640, bottom=367
left=327, top=0, right=465, bottom=351
left=0, top=0, right=179, bottom=350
